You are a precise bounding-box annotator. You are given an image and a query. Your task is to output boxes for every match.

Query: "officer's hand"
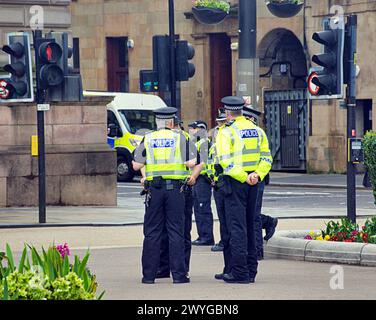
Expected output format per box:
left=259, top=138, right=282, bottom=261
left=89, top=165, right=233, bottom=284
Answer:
left=246, top=173, right=259, bottom=186
left=187, top=176, right=196, bottom=186
left=140, top=177, right=146, bottom=187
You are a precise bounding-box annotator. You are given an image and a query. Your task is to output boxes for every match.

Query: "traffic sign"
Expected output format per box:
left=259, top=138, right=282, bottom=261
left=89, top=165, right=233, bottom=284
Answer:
left=0, top=79, right=10, bottom=99
left=308, top=72, right=320, bottom=95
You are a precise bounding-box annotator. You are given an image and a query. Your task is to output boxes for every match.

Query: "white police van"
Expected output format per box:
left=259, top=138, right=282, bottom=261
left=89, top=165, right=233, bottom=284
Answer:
left=84, top=91, right=168, bottom=181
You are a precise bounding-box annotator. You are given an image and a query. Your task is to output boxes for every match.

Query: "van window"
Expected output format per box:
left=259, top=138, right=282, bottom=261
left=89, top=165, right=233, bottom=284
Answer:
left=119, top=110, right=156, bottom=135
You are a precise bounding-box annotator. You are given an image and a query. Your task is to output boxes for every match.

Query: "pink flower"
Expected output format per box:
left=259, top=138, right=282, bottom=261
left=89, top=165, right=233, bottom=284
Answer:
left=56, top=243, right=70, bottom=258
left=351, top=230, right=358, bottom=236
left=304, top=235, right=313, bottom=240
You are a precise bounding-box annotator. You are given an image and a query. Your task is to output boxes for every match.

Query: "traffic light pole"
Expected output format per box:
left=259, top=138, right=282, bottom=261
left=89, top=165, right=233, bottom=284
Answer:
left=168, top=0, right=177, bottom=111
left=33, top=30, right=47, bottom=224
left=236, top=0, right=259, bottom=109
left=346, top=15, right=358, bottom=223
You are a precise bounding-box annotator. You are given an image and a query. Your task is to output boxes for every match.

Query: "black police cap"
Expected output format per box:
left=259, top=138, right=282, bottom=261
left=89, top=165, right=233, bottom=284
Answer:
left=188, top=121, right=198, bottom=128
left=195, top=120, right=208, bottom=130
left=243, top=105, right=262, bottom=118
left=221, top=96, right=245, bottom=111
left=154, top=107, right=177, bottom=119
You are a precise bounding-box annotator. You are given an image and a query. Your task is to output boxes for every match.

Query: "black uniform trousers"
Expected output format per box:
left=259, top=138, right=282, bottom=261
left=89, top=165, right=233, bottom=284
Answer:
left=225, top=177, right=259, bottom=280
left=213, top=186, right=232, bottom=274
left=254, top=180, right=265, bottom=256
left=158, top=187, right=194, bottom=275
left=192, top=175, right=214, bottom=243
left=142, top=184, right=186, bottom=281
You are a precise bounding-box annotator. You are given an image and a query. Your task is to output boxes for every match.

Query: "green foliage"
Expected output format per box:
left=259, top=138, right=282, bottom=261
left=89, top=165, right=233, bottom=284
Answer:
left=0, top=244, right=104, bottom=300
left=194, top=0, right=230, bottom=13
left=363, top=131, right=376, bottom=205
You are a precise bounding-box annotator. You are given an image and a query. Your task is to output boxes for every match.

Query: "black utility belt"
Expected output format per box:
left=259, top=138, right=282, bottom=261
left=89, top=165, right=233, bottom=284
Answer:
left=149, top=177, right=184, bottom=189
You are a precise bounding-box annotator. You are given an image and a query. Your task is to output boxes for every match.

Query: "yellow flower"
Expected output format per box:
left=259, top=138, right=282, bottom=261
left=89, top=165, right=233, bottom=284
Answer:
left=324, top=235, right=330, bottom=241
left=316, top=236, right=324, bottom=241
left=309, top=230, right=315, bottom=236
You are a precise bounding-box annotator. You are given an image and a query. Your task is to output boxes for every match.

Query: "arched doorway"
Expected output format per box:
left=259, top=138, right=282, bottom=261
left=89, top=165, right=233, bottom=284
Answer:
left=258, top=29, right=308, bottom=172
left=258, top=28, right=308, bottom=90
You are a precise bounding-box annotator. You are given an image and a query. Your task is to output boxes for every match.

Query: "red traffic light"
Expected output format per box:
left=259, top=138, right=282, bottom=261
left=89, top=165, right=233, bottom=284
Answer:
left=39, top=42, right=62, bottom=63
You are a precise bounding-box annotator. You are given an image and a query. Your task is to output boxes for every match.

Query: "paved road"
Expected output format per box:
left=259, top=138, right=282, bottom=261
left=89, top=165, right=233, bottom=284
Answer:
left=118, top=181, right=376, bottom=219
left=81, top=246, right=376, bottom=300
left=0, top=182, right=374, bottom=226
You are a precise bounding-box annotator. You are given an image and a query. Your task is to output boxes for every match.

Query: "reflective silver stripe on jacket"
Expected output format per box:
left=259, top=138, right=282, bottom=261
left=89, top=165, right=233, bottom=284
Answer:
left=145, top=170, right=188, bottom=177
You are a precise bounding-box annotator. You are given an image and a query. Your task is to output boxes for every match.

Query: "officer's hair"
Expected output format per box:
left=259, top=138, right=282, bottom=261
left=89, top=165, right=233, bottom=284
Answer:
left=156, top=118, right=174, bottom=129
left=227, top=110, right=242, bottom=117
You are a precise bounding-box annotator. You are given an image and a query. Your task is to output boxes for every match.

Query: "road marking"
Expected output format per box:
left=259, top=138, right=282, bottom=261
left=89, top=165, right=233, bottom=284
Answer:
left=265, top=191, right=331, bottom=196
left=117, top=184, right=141, bottom=189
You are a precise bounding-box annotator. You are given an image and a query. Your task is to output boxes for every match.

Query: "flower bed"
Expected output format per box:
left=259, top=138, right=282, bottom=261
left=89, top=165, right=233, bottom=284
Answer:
left=0, top=243, right=104, bottom=300
left=304, top=217, right=376, bottom=244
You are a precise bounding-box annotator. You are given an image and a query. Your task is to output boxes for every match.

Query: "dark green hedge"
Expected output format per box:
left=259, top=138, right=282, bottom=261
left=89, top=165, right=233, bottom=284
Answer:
left=363, top=131, right=376, bottom=205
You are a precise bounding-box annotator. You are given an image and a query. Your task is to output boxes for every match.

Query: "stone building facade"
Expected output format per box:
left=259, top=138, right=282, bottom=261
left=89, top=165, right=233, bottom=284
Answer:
left=0, top=0, right=117, bottom=207
left=70, top=0, right=375, bottom=174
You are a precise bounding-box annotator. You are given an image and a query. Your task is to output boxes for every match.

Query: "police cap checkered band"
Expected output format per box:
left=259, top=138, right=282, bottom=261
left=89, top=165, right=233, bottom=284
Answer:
left=224, top=104, right=243, bottom=111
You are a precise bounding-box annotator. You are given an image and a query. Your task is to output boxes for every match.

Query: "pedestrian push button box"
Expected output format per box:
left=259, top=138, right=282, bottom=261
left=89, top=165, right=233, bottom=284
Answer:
left=348, top=138, right=364, bottom=164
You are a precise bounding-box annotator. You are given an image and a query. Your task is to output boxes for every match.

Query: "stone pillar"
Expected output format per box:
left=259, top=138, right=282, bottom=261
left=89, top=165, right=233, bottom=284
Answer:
left=0, top=96, right=117, bottom=207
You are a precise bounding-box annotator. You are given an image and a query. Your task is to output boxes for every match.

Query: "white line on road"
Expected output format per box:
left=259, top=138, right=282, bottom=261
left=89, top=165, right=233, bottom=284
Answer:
left=265, top=191, right=332, bottom=196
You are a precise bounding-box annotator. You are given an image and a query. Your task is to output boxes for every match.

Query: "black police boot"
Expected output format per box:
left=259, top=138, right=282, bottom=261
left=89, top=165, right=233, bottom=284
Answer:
left=141, top=277, right=155, bottom=284
left=211, top=242, right=224, bottom=252
left=264, top=218, right=279, bottom=241
left=173, top=276, right=190, bottom=284
left=223, top=273, right=252, bottom=284
left=192, top=238, right=214, bottom=246
left=214, top=273, right=224, bottom=280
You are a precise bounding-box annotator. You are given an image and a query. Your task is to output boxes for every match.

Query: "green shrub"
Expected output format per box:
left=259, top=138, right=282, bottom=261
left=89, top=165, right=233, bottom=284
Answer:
left=194, top=0, right=230, bottom=13
left=363, top=131, right=376, bottom=205
left=0, top=244, right=105, bottom=300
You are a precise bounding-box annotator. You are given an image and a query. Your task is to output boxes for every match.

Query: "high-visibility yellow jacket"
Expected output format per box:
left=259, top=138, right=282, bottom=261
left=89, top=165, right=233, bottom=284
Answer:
left=144, top=129, right=188, bottom=181
left=215, top=116, right=272, bottom=183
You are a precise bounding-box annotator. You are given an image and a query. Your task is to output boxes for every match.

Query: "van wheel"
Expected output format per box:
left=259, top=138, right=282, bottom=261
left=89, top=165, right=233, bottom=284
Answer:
left=117, top=155, right=135, bottom=182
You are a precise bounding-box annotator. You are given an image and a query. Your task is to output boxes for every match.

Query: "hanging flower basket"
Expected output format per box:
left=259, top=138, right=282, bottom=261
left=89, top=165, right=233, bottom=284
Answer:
left=266, top=1, right=304, bottom=18
left=192, top=6, right=228, bottom=25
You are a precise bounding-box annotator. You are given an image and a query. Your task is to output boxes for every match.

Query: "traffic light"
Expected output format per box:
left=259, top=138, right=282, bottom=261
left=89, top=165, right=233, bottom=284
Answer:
left=139, top=70, right=159, bottom=92
left=44, top=32, right=83, bottom=102
left=310, top=18, right=345, bottom=99
left=175, top=40, right=195, bottom=81
left=0, top=32, right=34, bottom=103
left=35, top=36, right=64, bottom=92
left=152, top=35, right=170, bottom=91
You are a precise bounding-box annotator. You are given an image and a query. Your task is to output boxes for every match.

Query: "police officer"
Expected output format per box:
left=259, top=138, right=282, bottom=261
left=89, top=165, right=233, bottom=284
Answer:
left=243, top=105, right=278, bottom=260
left=210, top=111, right=227, bottom=253
left=133, top=107, right=197, bottom=284
left=215, top=96, right=273, bottom=283
left=189, top=120, right=215, bottom=246
left=157, top=116, right=203, bottom=278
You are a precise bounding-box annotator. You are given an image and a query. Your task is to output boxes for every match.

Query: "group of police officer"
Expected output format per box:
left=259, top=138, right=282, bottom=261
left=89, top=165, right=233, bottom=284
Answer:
left=132, top=96, right=276, bottom=284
